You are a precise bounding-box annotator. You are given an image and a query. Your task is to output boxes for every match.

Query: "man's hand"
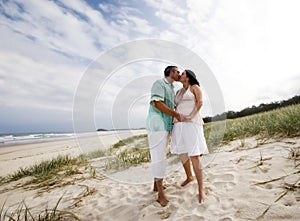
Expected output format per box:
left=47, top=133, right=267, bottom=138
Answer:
left=174, top=112, right=182, bottom=122
left=178, top=114, right=192, bottom=122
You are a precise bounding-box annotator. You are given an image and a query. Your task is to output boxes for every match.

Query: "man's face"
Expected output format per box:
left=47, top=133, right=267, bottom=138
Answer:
left=171, top=68, right=180, bottom=81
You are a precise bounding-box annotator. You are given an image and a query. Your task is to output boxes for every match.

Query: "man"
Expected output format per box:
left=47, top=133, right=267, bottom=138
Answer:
left=146, top=65, right=181, bottom=207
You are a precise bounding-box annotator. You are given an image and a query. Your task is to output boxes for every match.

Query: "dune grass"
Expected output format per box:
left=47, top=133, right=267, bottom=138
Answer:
left=0, top=197, right=79, bottom=221
left=104, top=136, right=150, bottom=170
left=204, top=104, right=300, bottom=146
left=2, top=155, right=86, bottom=184
left=110, top=134, right=147, bottom=150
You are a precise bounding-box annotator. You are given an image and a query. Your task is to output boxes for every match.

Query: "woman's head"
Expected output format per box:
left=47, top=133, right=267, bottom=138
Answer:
left=183, top=69, right=199, bottom=86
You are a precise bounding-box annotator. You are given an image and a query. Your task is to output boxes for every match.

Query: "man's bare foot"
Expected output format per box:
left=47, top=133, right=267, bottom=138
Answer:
left=181, top=176, right=194, bottom=187
left=199, top=190, right=206, bottom=204
left=153, top=184, right=166, bottom=192
left=157, top=195, right=169, bottom=207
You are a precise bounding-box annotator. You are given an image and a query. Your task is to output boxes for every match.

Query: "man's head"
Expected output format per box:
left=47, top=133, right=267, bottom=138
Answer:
left=164, top=65, right=180, bottom=81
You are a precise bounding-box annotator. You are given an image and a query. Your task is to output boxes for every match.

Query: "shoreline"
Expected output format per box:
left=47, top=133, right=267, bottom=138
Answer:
left=0, top=129, right=146, bottom=148
left=0, top=129, right=146, bottom=178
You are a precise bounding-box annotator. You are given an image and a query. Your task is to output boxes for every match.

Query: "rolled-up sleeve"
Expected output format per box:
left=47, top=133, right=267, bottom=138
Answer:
left=150, top=80, right=164, bottom=104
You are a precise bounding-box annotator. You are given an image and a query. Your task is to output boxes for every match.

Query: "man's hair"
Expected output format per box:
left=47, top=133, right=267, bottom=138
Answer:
left=164, top=65, right=177, bottom=77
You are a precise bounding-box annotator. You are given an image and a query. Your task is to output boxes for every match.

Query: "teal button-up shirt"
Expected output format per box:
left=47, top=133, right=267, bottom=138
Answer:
left=146, top=78, right=175, bottom=131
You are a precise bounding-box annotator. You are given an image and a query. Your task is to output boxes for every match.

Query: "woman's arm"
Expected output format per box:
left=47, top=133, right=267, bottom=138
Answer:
left=186, top=85, right=203, bottom=120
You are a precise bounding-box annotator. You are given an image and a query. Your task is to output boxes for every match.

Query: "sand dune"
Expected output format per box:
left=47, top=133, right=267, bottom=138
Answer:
left=0, top=135, right=299, bottom=220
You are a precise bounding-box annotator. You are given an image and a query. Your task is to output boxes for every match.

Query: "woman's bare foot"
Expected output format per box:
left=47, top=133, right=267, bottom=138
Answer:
left=157, top=194, right=169, bottom=207
left=181, top=176, right=194, bottom=187
left=199, top=189, right=206, bottom=203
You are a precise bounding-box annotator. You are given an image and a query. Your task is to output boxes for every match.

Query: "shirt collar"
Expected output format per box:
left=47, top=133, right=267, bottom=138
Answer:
left=164, top=77, right=174, bottom=88
left=164, top=77, right=172, bottom=84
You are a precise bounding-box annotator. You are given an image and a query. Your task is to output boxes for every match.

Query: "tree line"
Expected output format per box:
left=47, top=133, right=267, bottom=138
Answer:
left=203, top=95, right=300, bottom=123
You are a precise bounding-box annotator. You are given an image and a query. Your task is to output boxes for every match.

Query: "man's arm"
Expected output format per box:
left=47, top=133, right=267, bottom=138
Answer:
left=154, top=101, right=181, bottom=121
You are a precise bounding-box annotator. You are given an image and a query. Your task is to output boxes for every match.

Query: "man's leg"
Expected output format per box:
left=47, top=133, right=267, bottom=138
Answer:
left=153, top=179, right=166, bottom=191
left=148, top=131, right=169, bottom=205
left=155, top=178, right=169, bottom=207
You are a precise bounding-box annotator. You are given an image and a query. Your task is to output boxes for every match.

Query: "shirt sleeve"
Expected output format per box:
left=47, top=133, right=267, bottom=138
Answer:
left=150, top=80, right=164, bottom=104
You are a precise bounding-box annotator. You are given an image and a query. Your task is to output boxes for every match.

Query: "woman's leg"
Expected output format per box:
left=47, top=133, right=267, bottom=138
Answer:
left=179, top=153, right=194, bottom=186
left=190, top=155, right=205, bottom=203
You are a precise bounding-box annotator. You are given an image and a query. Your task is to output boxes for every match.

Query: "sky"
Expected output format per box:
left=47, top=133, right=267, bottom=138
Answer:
left=0, top=0, right=300, bottom=133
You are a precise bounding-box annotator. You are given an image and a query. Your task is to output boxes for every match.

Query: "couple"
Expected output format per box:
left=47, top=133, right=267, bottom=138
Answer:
left=146, top=65, right=209, bottom=207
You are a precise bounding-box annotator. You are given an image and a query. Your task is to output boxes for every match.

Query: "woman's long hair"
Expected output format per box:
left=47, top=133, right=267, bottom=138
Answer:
left=185, top=70, right=199, bottom=86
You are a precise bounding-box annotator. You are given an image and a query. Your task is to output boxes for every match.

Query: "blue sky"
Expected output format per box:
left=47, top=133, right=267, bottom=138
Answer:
left=0, top=0, right=300, bottom=133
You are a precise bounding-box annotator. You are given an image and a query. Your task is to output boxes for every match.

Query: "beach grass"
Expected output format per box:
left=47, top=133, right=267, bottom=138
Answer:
left=110, top=134, right=147, bottom=150
left=3, top=155, right=86, bottom=184
left=104, top=136, right=150, bottom=170
left=105, top=146, right=150, bottom=171
left=205, top=104, right=300, bottom=146
left=83, top=150, right=107, bottom=159
left=0, top=197, right=79, bottom=221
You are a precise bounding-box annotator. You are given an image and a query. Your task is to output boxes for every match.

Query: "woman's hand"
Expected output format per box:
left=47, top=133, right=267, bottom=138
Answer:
left=184, top=115, right=193, bottom=122
left=181, top=114, right=192, bottom=122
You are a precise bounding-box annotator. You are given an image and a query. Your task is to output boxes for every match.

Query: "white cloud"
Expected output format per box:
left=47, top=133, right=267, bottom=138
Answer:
left=1, top=0, right=300, bottom=132
left=183, top=0, right=300, bottom=111
left=0, top=51, right=82, bottom=110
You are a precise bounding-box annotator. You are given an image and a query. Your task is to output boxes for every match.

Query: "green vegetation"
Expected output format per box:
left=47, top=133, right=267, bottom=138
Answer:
left=105, top=135, right=150, bottom=170
left=3, top=155, right=86, bottom=184
left=205, top=104, right=300, bottom=146
left=204, top=94, right=300, bottom=122
left=105, top=146, right=150, bottom=171
left=84, top=149, right=106, bottom=159
left=110, top=134, right=147, bottom=149
left=1, top=135, right=149, bottom=185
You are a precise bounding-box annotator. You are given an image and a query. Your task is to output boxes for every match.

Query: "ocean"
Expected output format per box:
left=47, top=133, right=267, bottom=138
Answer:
left=0, top=130, right=143, bottom=147
left=0, top=132, right=75, bottom=146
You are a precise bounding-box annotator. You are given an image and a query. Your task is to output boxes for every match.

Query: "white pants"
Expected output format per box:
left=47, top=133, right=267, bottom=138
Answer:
left=147, top=131, right=170, bottom=179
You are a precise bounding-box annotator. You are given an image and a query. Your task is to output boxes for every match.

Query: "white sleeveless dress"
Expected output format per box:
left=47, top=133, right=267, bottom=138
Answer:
left=171, top=86, right=209, bottom=156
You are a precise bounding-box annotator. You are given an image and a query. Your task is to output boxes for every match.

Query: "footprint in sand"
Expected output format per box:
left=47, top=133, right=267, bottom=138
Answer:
left=175, top=215, right=205, bottom=221
left=265, top=183, right=273, bottom=189
left=220, top=198, right=235, bottom=210
left=211, top=181, right=236, bottom=192
left=207, top=173, right=237, bottom=192
left=209, top=173, right=235, bottom=182
left=221, top=173, right=235, bottom=182
left=219, top=217, right=233, bottom=221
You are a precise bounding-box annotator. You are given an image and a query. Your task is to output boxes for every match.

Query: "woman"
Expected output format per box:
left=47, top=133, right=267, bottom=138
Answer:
left=171, top=69, right=209, bottom=203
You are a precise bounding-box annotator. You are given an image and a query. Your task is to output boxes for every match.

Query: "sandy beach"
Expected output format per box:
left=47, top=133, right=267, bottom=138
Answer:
left=0, top=133, right=299, bottom=220
left=0, top=130, right=146, bottom=177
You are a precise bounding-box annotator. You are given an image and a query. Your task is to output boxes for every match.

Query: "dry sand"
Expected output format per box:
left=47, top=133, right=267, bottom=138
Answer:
left=0, top=134, right=299, bottom=221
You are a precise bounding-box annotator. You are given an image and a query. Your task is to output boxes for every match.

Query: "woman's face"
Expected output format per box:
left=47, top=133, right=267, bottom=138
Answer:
left=180, top=71, right=189, bottom=83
